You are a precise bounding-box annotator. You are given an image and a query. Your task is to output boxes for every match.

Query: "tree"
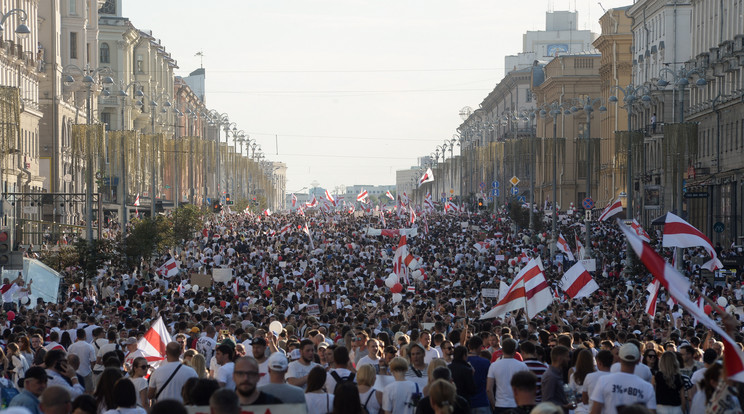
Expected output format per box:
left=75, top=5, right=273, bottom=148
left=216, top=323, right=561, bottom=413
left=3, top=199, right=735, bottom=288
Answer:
left=508, top=200, right=544, bottom=233
left=124, top=215, right=172, bottom=265
left=171, top=204, right=204, bottom=243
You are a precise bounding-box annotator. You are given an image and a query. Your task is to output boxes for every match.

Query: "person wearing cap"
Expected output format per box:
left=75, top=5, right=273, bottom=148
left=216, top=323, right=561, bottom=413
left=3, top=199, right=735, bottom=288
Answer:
left=9, top=366, right=48, bottom=414
left=287, top=339, right=319, bottom=390
left=609, top=339, right=652, bottom=382
left=259, top=352, right=306, bottom=405
left=250, top=337, right=271, bottom=388
left=122, top=337, right=143, bottom=373
left=215, top=344, right=236, bottom=390
left=589, top=343, right=656, bottom=414
left=66, top=329, right=96, bottom=393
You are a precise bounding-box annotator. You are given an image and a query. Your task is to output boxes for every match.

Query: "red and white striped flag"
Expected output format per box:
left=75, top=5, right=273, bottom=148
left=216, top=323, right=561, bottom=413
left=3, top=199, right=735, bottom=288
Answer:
left=598, top=198, right=623, bottom=221
left=356, top=190, right=369, bottom=202
left=645, top=280, right=661, bottom=316
left=305, top=196, right=318, bottom=208
left=291, top=193, right=297, bottom=208
left=134, top=194, right=141, bottom=206
left=393, top=236, right=417, bottom=284
left=557, top=234, right=575, bottom=261
left=409, top=206, right=416, bottom=225
left=325, top=189, right=336, bottom=206
left=385, top=190, right=395, bottom=201
left=423, top=193, right=435, bottom=211
left=137, top=316, right=172, bottom=365
left=619, top=220, right=744, bottom=382
left=279, top=224, right=292, bottom=235
left=263, top=209, right=272, bottom=216
left=574, top=232, right=585, bottom=260
left=559, top=261, right=599, bottom=299
left=259, top=268, right=268, bottom=288
left=234, top=278, right=240, bottom=297
left=380, top=211, right=386, bottom=228
left=631, top=219, right=651, bottom=242
left=158, top=258, right=179, bottom=278
left=407, top=286, right=416, bottom=294
left=473, top=242, right=491, bottom=254
left=401, top=192, right=409, bottom=206
left=348, top=205, right=355, bottom=214
left=297, top=207, right=305, bottom=216
left=662, top=212, right=722, bottom=271
left=481, top=258, right=551, bottom=320
left=418, top=168, right=434, bottom=187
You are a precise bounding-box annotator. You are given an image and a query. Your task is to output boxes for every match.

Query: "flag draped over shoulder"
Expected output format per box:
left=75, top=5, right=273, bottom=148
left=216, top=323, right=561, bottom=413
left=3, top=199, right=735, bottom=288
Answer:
left=619, top=220, right=744, bottom=382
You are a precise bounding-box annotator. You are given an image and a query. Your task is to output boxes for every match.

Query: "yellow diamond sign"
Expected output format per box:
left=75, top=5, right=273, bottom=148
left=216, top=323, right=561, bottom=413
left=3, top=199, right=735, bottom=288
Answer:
left=509, top=176, right=520, bottom=186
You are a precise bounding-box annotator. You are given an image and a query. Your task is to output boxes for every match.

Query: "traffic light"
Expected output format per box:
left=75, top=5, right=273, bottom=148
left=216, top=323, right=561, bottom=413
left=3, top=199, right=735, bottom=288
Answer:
left=212, top=200, right=222, bottom=213
left=251, top=197, right=258, bottom=206
left=225, top=193, right=233, bottom=205
left=0, top=230, right=10, bottom=266
left=478, top=198, right=485, bottom=210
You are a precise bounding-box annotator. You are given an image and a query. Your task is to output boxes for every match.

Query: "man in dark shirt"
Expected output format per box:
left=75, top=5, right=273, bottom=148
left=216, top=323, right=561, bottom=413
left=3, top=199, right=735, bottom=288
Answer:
left=541, top=345, right=573, bottom=412
left=502, top=370, right=538, bottom=414
left=448, top=346, right=475, bottom=401
left=232, top=357, right=281, bottom=406
left=466, top=336, right=491, bottom=414
left=415, top=367, right=470, bottom=414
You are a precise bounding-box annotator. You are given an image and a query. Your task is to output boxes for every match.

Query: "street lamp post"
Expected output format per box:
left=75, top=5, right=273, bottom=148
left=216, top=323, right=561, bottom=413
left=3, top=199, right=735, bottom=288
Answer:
left=657, top=67, right=706, bottom=270
left=609, top=85, right=651, bottom=273
left=540, top=103, right=565, bottom=260
left=114, top=82, right=144, bottom=229
left=63, top=66, right=114, bottom=241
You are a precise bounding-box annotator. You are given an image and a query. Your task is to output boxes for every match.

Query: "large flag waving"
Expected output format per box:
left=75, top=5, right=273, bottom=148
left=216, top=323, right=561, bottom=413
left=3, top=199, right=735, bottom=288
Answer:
left=418, top=168, right=434, bottom=187
left=662, top=212, right=722, bottom=271
left=325, top=189, right=336, bottom=206
left=356, top=190, right=369, bottom=202
left=559, top=261, right=599, bottom=299
left=556, top=234, right=575, bottom=262
left=481, top=258, right=551, bottom=320
left=385, top=190, right=395, bottom=201
left=645, top=280, right=661, bottom=316
left=598, top=198, right=623, bottom=221
left=305, top=196, right=318, bottom=208
left=291, top=193, right=297, bottom=208
left=137, top=316, right=172, bottom=365
left=619, top=220, right=744, bottom=382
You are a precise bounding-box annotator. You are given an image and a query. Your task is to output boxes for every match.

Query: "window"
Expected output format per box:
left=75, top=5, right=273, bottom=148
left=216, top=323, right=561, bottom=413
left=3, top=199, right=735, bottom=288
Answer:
left=136, top=55, right=143, bottom=73
left=100, top=43, right=110, bottom=63
left=101, top=112, right=111, bottom=131
left=70, top=32, right=78, bottom=59
left=69, top=0, right=77, bottom=15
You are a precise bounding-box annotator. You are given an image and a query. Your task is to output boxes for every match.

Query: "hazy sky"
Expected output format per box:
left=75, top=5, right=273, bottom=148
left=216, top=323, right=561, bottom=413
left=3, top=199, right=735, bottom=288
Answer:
left=123, top=0, right=632, bottom=193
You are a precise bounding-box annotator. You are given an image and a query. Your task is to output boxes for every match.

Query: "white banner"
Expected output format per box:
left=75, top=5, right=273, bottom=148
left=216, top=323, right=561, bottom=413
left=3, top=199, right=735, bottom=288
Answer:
left=481, top=288, right=499, bottom=298
left=212, top=267, right=233, bottom=283
left=581, top=259, right=596, bottom=272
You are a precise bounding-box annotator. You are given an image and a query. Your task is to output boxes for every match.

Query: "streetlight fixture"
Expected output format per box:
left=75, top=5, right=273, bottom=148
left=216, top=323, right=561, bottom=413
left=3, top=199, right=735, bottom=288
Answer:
left=135, top=91, right=174, bottom=217
left=63, top=65, right=115, bottom=242
left=609, top=84, right=651, bottom=273
left=0, top=8, right=31, bottom=38
left=540, top=102, right=566, bottom=260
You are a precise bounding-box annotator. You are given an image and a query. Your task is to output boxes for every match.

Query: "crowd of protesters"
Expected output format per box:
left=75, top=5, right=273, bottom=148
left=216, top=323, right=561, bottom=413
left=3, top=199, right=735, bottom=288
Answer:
left=0, top=205, right=743, bottom=414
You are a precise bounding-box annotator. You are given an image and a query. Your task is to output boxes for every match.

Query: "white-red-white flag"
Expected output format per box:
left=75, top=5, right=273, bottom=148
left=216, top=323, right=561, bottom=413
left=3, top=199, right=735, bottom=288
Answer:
left=418, top=168, right=434, bottom=187
left=574, top=232, right=585, bottom=260
left=645, top=280, right=661, bottom=316
left=598, top=198, right=623, bottom=221
left=423, top=193, right=435, bottom=211
left=137, top=316, right=172, bottom=365
left=481, top=258, right=551, bottom=320
left=158, top=258, right=179, bottom=278
left=557, top=234, right=575, bottom=261
left=662, top=212, right=722, bottom=271
left=407, top=286, right=416, bottom=294
left=409, top=206, right=416, bottom=225
left=134, top=194, right=141, bottom=206
left=259, top=268, right=268, bottom=288
left=631, top=219, right=651, bottom=242
left=263, top=209, right=272, bottom=216
left=356, top=190, right=369, bottom=202
left=559, top=261, right=599, bottom=299
left=279, top=224, right=292, bottom=235
left=325, top=190, right=336, bottom=206
left=305, top=196, right=318, bottom=208
left=401, top=192, right=409, bottom=206
left=473, top=242, right=491, bottom=254
left=291, top=194, right=297, bottom=208
left=379, top=211, right=386, bottom=228
left=297, top=207, right=305, bottom=216
left=385, top=190, right=395, bottom=201
left=619, top=220, right=744, bottom=382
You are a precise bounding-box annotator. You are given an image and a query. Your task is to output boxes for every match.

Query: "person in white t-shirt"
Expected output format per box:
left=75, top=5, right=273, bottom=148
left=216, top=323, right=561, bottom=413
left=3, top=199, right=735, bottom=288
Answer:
left=486, top=338, right=529, bottom=411
left=67, top=329, right=97, bottom=393
left=215, top=344, right=236, bottom=390
left=590, top=343, right=656, bottom=414
left=582, top=349, right=613, bottom=409
left=148, top=342, right=198, bottom=403
left=418, top=331, right=441, bottom=364
left=286, top=339, right=318, bottom=390
left=382, top=356, right=421, bottom=414
left=357, top=339, right=382, bottom=371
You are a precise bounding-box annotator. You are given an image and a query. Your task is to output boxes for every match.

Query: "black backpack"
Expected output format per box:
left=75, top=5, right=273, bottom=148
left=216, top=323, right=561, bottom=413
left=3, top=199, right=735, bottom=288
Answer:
left=330, top=371, right=356, bottom=392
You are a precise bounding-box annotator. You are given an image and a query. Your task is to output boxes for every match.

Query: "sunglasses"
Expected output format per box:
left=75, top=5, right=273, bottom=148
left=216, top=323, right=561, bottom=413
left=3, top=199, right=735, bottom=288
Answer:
left=138, top=365, right=150, bottom=369
left=646, top=354, right=657, bottom=358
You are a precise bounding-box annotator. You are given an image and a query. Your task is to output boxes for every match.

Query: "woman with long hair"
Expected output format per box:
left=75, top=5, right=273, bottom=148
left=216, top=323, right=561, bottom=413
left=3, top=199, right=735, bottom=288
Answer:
left=569, top=349, right=596, bottom=414
left=94, top=368, right=124, bottom=413
left=101, top=378, right=146, bottom=414
left=0, top=345, right=10, bottom=381
left=17, top=336, right=32, bottom=365
left=7, top=342, right=28, bottom=388
left=643, top=348, right=660, bottom=376
left=60, top=331, right=73, bottom=350
left=128, top=357, right=149, bottom=410
left=428, top=379, right=457, bottom=414
left=189, top=353, right=208, bottom=378
left=652, top=351, right=685, bottom=414
left=332, top=381, right=364, bottom=414
left=422, top=358, right=447, bottom=396
left=356, top=364, right=382, bottom=414
left=305, top=365, right=334, bottom=414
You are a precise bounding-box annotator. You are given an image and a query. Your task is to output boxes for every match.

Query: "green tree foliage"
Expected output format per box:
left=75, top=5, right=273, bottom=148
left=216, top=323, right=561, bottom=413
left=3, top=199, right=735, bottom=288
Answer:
left=508, top=200, right=544, bottom=233
left=124, top=215, right=172, bottom=264
left=171, top=204, right=204, bottom=243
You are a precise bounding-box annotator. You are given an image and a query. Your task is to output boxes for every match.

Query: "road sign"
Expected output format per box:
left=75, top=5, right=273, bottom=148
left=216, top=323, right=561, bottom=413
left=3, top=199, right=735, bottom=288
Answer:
left=441, top=192, right=446, bottom=197
left=585, top=210, right=592, bottom=221
left=440, top=197, right=446, bottom=203
left=517, top=196, right=526, bottom=203
left=511, top=187, right=519, bottom=195
left=492, top=189, right=500, bottom=196
left=510, top=176, right=520, bottom=186
left=492, top=181, right=499, bottom=189
left=480, top=182, right=486, bottom=188
left=206, top=198, right=211, bottom=204
left=487, top=196, right=493, bottom=201
left=714, top=222, right=725, bottom=233
left=450, top=189, right=454, bottom=194
left=582, top=197, right=595, bottom=210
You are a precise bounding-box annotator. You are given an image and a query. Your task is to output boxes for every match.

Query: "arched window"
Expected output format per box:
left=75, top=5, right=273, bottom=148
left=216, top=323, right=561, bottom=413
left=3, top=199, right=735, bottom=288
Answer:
left=100, top=42, right=110, bottom=64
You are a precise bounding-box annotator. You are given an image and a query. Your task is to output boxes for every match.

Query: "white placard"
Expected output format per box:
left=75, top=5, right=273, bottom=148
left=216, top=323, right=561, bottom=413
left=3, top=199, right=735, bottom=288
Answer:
left=212, top=267, right=233, bottom=283
left=495, top=255, right=505, bottom=262
left=581, top=259, right=596, bottom=272
left=482, top=288, right=499, bottom=298
left=460, top=221, right=468, bottom=229
left=307, top=304, right=320, bottom=315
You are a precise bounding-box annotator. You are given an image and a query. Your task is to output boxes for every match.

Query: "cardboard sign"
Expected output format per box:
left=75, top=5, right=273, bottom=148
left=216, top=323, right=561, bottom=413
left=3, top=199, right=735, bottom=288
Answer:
left=581, top=259, right=596, bottom=272
left=190, top=274, right=211, bottom=289
left=495, top=255, right=505, bottom=262
left=186, top=404, right=307, bottom=414
left=481, top=288, right=499, bottom=298
left=307, top=304, right=320, bottom=315
left=212, top=267, right=233, bottom=283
